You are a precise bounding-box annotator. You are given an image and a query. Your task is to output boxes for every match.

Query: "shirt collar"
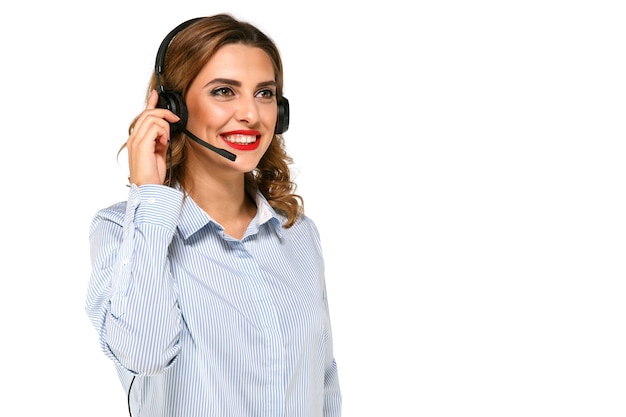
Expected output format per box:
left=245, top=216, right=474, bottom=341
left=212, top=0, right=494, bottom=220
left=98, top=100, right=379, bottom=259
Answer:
left=177, top=190, right=283, bottom=240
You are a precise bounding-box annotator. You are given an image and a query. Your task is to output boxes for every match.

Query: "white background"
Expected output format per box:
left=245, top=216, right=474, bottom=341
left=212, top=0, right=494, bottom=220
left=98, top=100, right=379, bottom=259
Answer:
left=1, top=0, right=625, bottom=416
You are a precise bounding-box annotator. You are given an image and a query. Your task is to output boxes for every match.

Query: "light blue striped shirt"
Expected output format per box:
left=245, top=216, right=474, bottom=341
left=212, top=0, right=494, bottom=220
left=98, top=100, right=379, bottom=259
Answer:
left=85, top=184, right=341, bottom=416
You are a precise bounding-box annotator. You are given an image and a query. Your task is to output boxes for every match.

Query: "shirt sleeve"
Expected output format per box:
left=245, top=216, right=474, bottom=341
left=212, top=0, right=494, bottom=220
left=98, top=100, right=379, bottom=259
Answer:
left=85, top=184, right=184, bottom=376
left=323, top=283, right=342, bottom=416
left=324, top=358, right=342, bottom=417
left=307, top=217, right=342, bottom=416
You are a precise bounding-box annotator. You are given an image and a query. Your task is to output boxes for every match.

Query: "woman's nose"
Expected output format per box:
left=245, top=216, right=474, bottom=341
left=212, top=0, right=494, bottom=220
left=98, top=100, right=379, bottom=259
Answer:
left=235, top=96, right=259, bottom=125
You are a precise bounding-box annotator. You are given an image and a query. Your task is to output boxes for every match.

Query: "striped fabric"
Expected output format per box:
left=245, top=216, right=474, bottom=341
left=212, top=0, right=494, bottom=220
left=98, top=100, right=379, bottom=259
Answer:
left=85, top=184, right=341, bottom=416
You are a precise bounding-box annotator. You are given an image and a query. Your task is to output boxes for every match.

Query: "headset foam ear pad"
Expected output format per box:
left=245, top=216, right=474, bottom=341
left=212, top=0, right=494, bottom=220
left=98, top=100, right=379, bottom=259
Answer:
left=276, top=97, right=290, bottom=134
left=157, top=90, right=188, bottom=133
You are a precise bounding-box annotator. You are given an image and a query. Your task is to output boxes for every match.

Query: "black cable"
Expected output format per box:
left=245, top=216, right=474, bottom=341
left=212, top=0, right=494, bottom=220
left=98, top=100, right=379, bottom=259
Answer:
left=167, top=139, right=172, bottom=187
left=127, top=375, right=136, bottom=417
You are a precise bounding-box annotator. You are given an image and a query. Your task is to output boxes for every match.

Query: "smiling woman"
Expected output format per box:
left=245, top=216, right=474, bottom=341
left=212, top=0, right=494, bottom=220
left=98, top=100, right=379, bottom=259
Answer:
left=184, top=44, right=277, bottom=164
left=84, top=14, right=341, bottom=417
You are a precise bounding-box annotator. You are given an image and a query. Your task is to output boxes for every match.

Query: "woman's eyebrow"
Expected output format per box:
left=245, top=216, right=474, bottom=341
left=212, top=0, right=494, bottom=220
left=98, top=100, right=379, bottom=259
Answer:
left=204, top=78, right=277, bottom=88
left=256, top=80, right=277, bottom=89
left=204, top=78, right=241, bottom=87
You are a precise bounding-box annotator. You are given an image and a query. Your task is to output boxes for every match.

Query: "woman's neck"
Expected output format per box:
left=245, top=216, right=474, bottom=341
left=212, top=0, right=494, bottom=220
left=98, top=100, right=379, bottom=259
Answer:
left=186, top=172, right=256, bottom=240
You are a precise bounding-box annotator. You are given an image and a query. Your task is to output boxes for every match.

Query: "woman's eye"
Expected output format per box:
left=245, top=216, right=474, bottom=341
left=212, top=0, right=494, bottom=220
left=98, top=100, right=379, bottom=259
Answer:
left=256, top=89, right=275, bottom=100
left=210, top=87, right=234, bottom=97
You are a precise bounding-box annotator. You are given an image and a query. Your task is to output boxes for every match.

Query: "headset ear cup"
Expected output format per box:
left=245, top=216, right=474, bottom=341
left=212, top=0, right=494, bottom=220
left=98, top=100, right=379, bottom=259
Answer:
left=157, top=90, right=188, bottom=133
left=276, top=97, right=289, bottom=134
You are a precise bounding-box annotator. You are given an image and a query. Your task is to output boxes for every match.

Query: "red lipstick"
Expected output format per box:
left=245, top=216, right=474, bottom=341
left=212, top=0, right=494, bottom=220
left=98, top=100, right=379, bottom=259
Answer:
left=220, top=130, right=261, bottom=151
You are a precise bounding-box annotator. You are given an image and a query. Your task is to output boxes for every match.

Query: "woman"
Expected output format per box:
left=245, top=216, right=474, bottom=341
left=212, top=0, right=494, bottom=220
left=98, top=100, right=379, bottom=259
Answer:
left=85, top=14, right=341, bottom=416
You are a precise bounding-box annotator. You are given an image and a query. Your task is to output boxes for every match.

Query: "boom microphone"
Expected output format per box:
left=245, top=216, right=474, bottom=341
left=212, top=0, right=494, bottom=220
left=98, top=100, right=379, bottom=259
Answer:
left=181, top=128, right=237, bottom=161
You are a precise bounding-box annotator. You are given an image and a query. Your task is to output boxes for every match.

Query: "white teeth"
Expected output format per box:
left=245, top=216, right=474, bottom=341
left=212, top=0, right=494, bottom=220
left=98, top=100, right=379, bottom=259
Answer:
left=223, top=134, right=257, bottom=144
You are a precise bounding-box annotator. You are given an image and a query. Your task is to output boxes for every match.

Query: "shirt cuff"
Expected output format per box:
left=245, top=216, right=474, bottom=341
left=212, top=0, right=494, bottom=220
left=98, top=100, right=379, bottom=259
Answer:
left=126, top=184, right=184, bottom=232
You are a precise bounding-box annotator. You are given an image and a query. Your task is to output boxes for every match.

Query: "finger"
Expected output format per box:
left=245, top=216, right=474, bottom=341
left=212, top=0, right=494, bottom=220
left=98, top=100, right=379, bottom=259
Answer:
left=127, top=118, right=171, bottom=185
left=129, top=113, right=172, bottom=149
left=146, top=89, right=159, bottom=110
left=143, top=89, right=180, bottom=124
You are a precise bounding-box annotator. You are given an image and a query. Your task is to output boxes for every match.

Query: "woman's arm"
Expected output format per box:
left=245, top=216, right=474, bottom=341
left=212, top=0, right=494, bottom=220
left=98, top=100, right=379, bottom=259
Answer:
left=85, top=184, right=184, bottom=376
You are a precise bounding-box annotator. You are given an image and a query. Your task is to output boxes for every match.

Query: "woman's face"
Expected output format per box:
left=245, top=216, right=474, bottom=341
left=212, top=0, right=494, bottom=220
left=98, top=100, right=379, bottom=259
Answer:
left=184, top=43, right=279, bottom=172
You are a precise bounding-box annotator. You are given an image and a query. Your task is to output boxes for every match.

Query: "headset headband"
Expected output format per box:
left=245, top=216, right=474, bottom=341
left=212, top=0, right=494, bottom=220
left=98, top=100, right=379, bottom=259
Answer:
left=155, top=17, right=204, bottom=88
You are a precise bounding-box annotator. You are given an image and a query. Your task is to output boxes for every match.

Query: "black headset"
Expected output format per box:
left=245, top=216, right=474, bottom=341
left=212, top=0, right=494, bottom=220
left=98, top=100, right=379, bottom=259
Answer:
left=155, top=17, right=290, bottom=135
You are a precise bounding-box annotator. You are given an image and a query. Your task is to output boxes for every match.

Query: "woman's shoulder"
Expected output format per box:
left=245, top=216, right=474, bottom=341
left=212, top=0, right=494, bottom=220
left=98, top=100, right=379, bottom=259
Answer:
left=287, top=213, right=322, bottom=240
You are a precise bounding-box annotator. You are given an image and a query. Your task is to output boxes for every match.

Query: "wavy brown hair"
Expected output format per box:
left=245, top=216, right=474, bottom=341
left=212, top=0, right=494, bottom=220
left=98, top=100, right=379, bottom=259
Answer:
left=124, top=14, right=303, bottom=228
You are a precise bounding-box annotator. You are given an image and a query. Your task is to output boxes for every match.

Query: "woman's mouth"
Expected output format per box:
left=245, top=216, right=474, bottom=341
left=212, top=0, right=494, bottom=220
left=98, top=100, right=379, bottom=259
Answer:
left=221, top=131, right=261, bottom=151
